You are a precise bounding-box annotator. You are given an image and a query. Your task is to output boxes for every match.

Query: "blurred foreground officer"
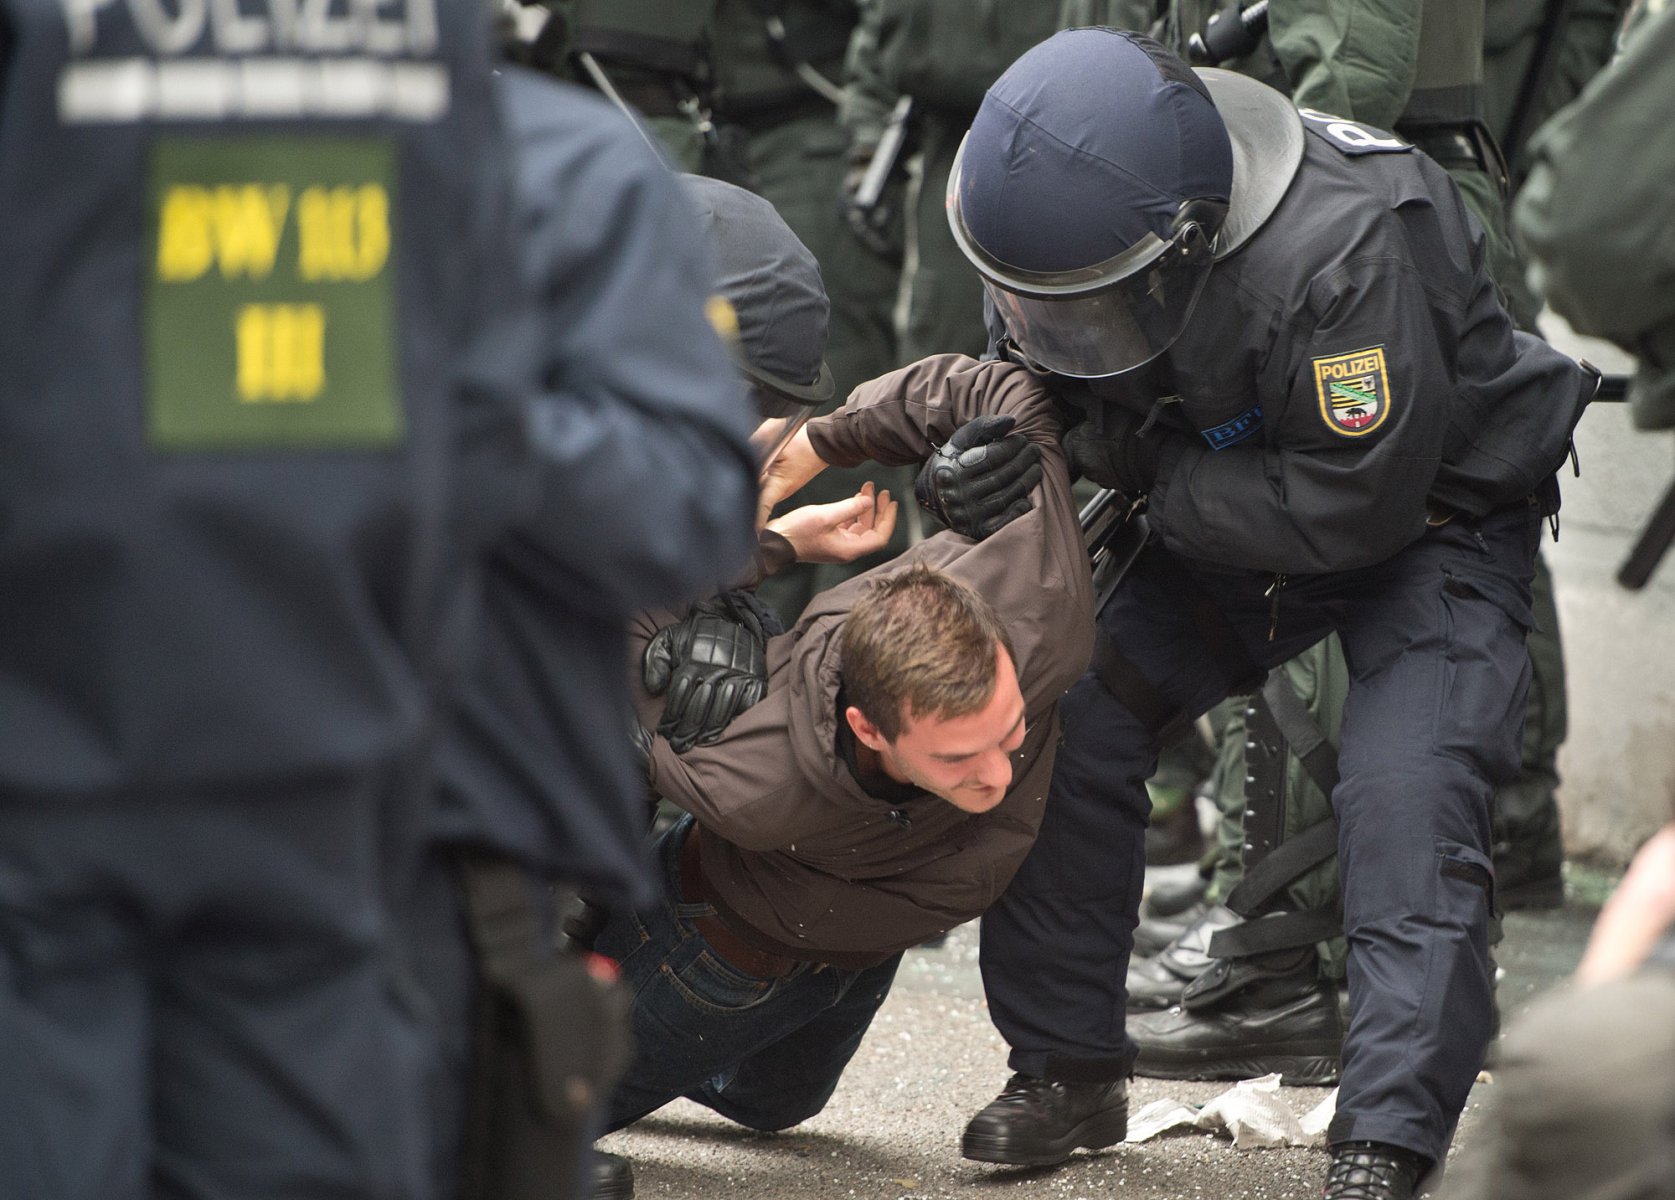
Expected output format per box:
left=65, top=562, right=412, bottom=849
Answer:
left=0, top=0, right=523, bottom=1197
left=942, top=30, right=1594, bottom=1199
left=411, top=72, right=761, bottom=1200
left=1515, top=0, right=1675, bottom=433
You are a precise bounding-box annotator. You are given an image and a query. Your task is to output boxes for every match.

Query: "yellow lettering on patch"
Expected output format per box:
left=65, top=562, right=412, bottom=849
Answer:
left=296, top=184, right=391, bottom=282
left=213, top=185, right=291, bottom=279
left=1312, top=344, right=1391, bottom=438
left=157, top=186, right=215, bottom=281
left=156, top=184, right=290, bottom=281
left=236, top=303, right=326, bottom=403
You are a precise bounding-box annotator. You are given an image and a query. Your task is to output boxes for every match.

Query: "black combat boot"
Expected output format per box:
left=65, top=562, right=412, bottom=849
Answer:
left=1127, top=903, right=1243, bottom=1009
left=1132, top=898, right=1209, bottom=957
left=1129, top=961, right=1343, bottom=1085
left=961, top=1074, right=1128, bottom=1166
left=1319, top=1141, right=1425, bottom=1199
left=589, top=1150, right=634, bottom=1200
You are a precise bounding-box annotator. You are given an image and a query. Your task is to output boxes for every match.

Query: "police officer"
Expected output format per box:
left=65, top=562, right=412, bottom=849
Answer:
left=1119, top=0, right=1580, bottom=1091
left=408, top=64, right=762, bottom=1200
left=941, top=29, right=1592, bottom=1199
left=0, top=0, right=525, bottom=1196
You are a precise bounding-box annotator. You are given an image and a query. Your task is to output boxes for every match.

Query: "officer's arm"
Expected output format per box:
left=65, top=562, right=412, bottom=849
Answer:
left=1269, top=0, right=1423, bottom=129
left=1513, top=6, right=1675, bottom=353
left=506, top=79, right=758, bottom=615
left=1147, top=257, right=1448, bottom=573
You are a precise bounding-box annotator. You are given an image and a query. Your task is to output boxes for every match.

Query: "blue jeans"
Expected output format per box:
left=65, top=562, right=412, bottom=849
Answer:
left=596, top=816, right=902, bottom=1133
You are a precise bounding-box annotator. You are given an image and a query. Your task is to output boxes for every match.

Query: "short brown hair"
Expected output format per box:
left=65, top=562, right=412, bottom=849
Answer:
left=840, top=563, right=1016, bottom=742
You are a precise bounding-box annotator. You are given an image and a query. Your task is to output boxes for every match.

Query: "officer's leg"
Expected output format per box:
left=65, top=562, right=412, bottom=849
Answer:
left=0, top=801, right=150, bottom=1200
left=968, top=554, right=1323, bottom=1165
left=1328, top=508, right=1540, bottom=1164
left=1126, top=638, right=1352, bottom=1071
left=1492, top=551, right=1568, bottom=907
left=689, top=953, right=903, bottom=1131
left=595, top=817, right=848, bottom=1133
left=981, top=552, right=1320, bottom=1077
left=153, top=774, right=431, bottom=1200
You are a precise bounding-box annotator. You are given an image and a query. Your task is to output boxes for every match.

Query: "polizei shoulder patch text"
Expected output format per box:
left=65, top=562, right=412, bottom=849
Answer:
left=1313, top=346, right=1391, bottom=437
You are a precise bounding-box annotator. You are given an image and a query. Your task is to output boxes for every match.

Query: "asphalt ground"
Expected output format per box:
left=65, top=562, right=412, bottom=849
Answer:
left=598, top=864, right=1615, bottom=1200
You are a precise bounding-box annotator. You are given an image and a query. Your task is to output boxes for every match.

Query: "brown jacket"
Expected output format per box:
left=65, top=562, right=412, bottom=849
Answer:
left=631, top=355, right=1094, bottom=968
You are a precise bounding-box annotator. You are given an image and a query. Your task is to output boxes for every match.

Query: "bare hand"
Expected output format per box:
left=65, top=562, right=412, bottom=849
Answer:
left=1574, top=822, right=1675, bottom=987
left=756, top=423, right=828, bottom=529
left=767, top=482, right=898, bottom=564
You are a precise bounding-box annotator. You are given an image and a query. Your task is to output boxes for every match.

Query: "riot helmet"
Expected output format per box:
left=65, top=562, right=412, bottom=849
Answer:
left=948, top=29, right=1299, bottom=378
left=679, top=175, right=834, bottom=470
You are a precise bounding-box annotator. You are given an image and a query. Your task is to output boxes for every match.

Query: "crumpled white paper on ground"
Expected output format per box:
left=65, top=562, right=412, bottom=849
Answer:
left=1125, top=1074, right=1338, bottom=1149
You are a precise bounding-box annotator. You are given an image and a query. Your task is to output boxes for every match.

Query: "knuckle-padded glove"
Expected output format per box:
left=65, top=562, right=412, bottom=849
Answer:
left=1062, top=409, right=1161, bottom=495
left=641, top=592, right=772, bottom=753
left=913, top=414, right=1045, bottom=540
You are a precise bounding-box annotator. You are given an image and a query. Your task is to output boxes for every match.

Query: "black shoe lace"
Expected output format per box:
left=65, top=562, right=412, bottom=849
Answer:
left=1321, top=1142, right=1422, bottom=1200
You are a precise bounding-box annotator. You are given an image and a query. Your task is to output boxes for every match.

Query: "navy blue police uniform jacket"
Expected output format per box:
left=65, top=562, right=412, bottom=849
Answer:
left=0, top=0, right=529, bottom=796
left=1050, top=113, right=1590, bottom=578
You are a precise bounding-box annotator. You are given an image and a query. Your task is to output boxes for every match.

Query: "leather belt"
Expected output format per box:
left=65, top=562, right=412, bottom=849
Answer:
left=678, top=831, right=801, bottom=980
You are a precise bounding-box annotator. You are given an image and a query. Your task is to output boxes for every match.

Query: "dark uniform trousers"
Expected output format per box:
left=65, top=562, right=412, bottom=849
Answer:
left=0, top=768, right=428, bottom=1200
left=981, top=502, right=1541, bottom=1163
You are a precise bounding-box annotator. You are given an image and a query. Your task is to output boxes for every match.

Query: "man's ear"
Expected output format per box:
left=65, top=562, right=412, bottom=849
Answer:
left=845, top=705, right=891, bottom=754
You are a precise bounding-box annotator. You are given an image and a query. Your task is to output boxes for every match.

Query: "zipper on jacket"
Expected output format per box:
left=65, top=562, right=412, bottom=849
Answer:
left=1265, top=573, right=1287, bottom=642
left=887, top=809, right=912, bottom=829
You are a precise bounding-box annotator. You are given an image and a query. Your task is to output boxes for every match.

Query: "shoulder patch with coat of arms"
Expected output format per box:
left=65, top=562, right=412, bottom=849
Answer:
left=1313, top=346, right=1391, bottom=437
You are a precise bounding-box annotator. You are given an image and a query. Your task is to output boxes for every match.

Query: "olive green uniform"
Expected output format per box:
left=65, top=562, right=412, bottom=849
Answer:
left=1515, top=0, right=1675, bottom=430
left=840, top=2, right=1153, bottom=364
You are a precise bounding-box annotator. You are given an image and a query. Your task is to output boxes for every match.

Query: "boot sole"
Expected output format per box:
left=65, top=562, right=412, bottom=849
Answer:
left=1135, top=1045, right=1341, bottom=1086
left=961, top=1101, right=1129, bottom=1167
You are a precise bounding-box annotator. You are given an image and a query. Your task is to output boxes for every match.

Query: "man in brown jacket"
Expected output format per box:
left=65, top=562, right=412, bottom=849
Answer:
left=594, top=353, right=1095, bottom=1138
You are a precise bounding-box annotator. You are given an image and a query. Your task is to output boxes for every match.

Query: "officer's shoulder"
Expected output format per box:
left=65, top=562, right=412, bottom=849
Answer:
left=497, top=66, right=657, bottom=162
left=1297, top=109, right=1414, bottom=159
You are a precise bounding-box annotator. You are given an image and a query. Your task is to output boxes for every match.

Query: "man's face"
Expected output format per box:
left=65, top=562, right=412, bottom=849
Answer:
left=850, top=644, right=1027, bottom=814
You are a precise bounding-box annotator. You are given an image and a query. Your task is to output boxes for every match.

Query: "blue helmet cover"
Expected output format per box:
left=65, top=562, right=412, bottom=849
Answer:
left=959, top=28, right=1234, bottom=274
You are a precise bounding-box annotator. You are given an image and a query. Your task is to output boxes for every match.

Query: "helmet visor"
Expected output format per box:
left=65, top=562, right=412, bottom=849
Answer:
left=949, top=139, right=1217, bottom=378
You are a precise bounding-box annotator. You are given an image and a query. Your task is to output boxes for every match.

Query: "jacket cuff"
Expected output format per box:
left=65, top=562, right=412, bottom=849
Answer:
left=806, top=416, right=868, bottom=469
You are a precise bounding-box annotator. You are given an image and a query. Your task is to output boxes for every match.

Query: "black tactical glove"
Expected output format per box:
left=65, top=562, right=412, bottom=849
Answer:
left=642, top=592, right=772, bottom=753
left=1063, top=409, right=1163, bottom=495
left=914, top=414, right=1044, bottom=540
left=628, top=719, right=655, bottom=778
